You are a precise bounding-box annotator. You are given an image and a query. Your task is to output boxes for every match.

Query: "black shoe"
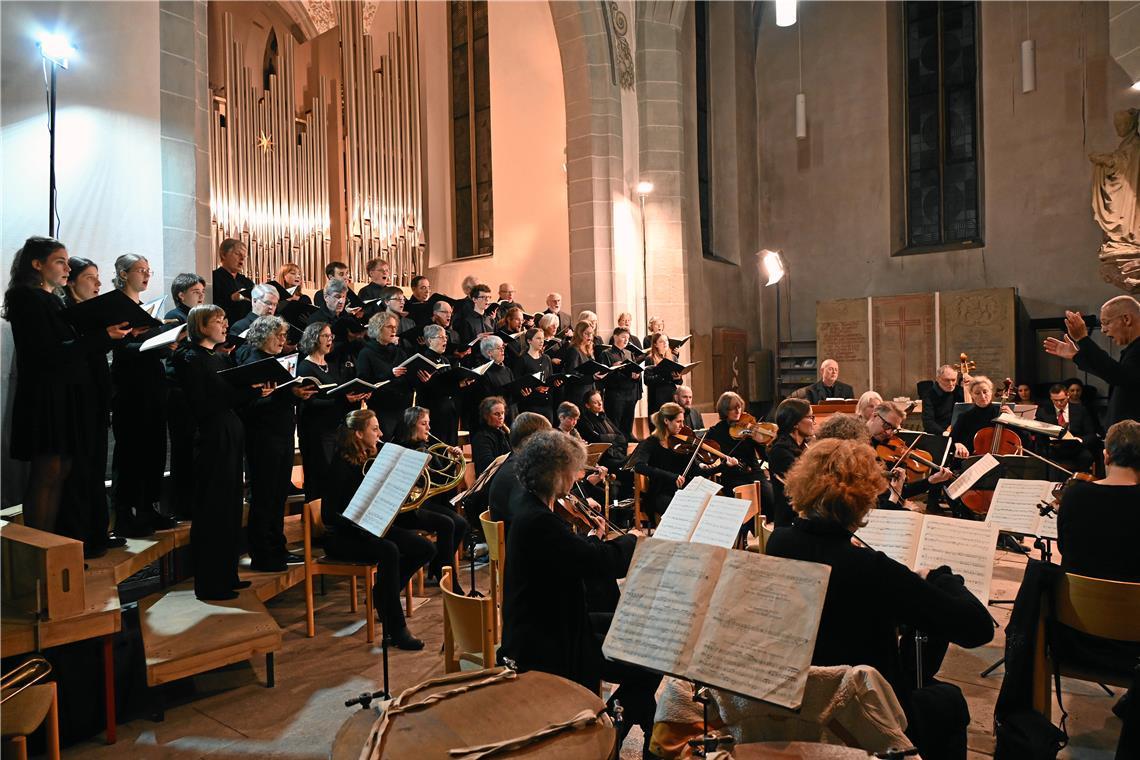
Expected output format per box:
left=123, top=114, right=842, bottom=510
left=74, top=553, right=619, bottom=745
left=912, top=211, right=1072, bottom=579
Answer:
left=105, top=535, right=128, bottom=548
left=283, top=552, right=305, bottom=565
left=115, top=515, right=154, bottom=538
left=146, top=509, right=178, bottom=530
left=250, top=561, right=287, bottom=573
left=424, top=574, right=441, bottom=588
left=83, top=543, right=108, bottom=560
left=232, top=580, right=253, bottom=590
left=389, top=628, right=425, bottom=651
left=197, top=590, right=239, bottom=601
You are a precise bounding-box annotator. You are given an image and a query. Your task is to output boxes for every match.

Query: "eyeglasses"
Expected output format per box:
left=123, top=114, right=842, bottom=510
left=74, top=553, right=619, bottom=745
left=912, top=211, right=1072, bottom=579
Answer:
left=875, top=413, right=899, bottom=432
left=132, top=268, right=153, bottom=277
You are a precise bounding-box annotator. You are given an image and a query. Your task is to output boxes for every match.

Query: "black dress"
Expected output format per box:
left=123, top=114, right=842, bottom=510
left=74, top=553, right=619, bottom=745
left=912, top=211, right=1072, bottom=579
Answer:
left=643, top=359, right=681, bottom=417
left=514, top=351, right=554, bottom=421
left=7, top=287, right=109, bottom=460
left=172, top=343, right=258, bottom=599
left=110, top=317, right=171, bottom=525
left=705, top=420, right=767, bottom=496
left=236, top=345, right=298, bottom=569
left=949, top=404, right=1000, bottom=452
left=767, top=518, right=993, bottom=758
left=355, top=338, right=413, bottom=439
left=500, top=496, right=657, bottom=730
left=295, top=357, right=355, bottom=501
left=164, top=304, right=196, bottom=518
left=413, top=349, right=461, bottom=445
left=767, top=433, right=806, bottom=526
left=470, top=426, right=511, bottom=476
left=557, top=344, right=597, bottom=409
left=600, top=345, right=641, bottom=439
left=630, top=437, right=690, bottom=520
left=322, top=452, right=434, bottom=633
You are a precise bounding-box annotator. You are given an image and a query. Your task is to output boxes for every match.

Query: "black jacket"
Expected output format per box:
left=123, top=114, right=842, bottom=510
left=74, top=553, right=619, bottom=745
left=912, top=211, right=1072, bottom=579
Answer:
left=500, top=496, right=637, bottom=691
left=767, top=517, right=993, bottom=711
left=803, top=379, right=856, bottom=403
left=921, top=383, right=963, bottom=434
left=577, top=409, right=628, bottom=471
left=471, top=426, right=511, bottom=476
left=1073, top=336, right=1139, bottom=428
left=212, top=266, right=254, bottom=324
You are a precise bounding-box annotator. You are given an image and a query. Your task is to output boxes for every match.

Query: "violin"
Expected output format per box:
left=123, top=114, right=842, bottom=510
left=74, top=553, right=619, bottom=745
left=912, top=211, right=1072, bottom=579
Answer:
left=669, top=426, right=736, bottom=467
left=554, top=493, right=597, bottom=534
left=728, top=412, right=778, bottom=444
left=875, top=436, right=939, bottom=483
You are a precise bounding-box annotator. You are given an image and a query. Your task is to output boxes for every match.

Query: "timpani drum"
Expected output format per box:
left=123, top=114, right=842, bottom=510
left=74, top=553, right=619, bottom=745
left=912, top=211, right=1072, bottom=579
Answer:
left=331, top=670, right=615, bottom=759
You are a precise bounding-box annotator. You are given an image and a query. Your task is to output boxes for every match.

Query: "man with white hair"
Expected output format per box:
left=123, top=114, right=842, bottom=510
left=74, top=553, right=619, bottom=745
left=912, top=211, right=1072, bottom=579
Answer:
left=542, top=292, right=572, bottom=335
left=1044, top=295, right=1140, bottom=426
left=803, top=359, right=855, bottom=403
left=228, top=283, right=279, bottom=336
left=920, top=364, right=969, bottom=434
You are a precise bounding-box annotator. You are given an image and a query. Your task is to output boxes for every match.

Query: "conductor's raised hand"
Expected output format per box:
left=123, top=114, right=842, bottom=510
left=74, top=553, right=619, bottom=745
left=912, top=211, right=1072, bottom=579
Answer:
left=1043, top=334, right=1079, bottom=360
left=1064, top=310, right=1089, bottom=341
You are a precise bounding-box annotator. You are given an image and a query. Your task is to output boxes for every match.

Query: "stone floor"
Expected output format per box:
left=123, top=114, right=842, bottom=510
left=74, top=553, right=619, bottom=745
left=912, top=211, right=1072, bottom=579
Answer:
left=62, top=545, right=1124, bottom=759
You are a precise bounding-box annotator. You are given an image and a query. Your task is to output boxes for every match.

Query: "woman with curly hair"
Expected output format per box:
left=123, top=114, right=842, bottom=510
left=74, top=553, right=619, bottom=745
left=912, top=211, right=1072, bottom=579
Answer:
left=767, top=438, right=992, bottom=760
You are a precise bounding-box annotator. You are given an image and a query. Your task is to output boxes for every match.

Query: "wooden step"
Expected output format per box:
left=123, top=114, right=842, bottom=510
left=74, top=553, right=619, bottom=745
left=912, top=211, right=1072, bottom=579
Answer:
left=139, top=582, right=281, bottom=687
left=238, top=558, right=307, bottom=603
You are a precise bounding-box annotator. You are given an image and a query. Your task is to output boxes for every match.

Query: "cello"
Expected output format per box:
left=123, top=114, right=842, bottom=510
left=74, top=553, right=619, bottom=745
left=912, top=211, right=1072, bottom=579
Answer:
left=960, top=378, right=1021, bottom=516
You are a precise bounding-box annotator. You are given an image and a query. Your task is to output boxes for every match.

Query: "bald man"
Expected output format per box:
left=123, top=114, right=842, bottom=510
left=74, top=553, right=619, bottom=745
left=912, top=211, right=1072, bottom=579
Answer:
left=803, top=359, right=855, bottom=403
left=1044, top=295, right=1140, bottom=427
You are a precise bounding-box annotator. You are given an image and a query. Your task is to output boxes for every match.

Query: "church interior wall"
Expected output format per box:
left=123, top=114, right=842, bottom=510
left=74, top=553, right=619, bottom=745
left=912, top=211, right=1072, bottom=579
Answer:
left=754, top=0, right=1135, bottom=349
left=421, top=0, right=571, bottom=311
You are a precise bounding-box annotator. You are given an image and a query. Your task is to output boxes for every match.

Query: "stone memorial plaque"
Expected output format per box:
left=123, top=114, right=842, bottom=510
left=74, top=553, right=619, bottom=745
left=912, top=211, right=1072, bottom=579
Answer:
left=940, top=288, right=1016, bottom=388
left=816, top=298, right=870, bottom=396
left=872, top=293, right=935, bottom=400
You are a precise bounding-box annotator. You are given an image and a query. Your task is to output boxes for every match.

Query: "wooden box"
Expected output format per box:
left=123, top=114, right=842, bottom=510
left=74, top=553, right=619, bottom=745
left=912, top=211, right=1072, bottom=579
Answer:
left=1, top=521, right=86, bottom=620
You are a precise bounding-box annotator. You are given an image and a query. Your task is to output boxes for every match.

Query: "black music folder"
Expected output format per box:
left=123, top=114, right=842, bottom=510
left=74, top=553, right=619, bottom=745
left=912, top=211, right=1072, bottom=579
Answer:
left=216, top=355, right=294, bottom=387
left=63, top=289, right=163, bottom=333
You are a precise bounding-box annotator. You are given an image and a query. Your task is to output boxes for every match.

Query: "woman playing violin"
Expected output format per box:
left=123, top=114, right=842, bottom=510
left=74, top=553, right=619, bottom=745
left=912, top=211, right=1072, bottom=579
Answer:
left=705, top=391, right=774, bottom=497
left=767, top=398, right=815, bottom=527
left=629, top=403, right=693, bottom=523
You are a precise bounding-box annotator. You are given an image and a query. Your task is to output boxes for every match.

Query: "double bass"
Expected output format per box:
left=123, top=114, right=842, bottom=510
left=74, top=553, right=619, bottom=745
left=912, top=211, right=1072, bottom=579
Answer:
left=961, top=378, right=1021, bottom=516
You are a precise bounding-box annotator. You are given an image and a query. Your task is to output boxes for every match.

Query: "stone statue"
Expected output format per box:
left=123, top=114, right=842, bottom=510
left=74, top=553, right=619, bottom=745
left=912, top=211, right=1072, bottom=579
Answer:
left=1090, top=108, right=1140, bottom=293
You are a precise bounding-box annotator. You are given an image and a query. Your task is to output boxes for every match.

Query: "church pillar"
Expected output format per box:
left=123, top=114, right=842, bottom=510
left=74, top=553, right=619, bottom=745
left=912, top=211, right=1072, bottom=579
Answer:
left=550, top=1, right=624, bottom=327
left=636, top=3, right=690, bottom=345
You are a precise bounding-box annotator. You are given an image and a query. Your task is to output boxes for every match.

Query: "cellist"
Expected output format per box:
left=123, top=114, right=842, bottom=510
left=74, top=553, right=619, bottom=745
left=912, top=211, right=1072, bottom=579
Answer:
left=949, top=376, right=1024, bottom=459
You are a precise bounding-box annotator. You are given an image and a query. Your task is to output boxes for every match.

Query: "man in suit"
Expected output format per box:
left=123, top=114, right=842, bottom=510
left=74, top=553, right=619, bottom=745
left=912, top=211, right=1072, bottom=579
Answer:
left=803, top=359, right=856, bottom=403
left=673, top=385, right=705, bottom=430
left=1035, top=383, right=1100, bottom=473
left=1044, top=295, right=1139, bottom=427
left=542, top=292, right=572, bottom=335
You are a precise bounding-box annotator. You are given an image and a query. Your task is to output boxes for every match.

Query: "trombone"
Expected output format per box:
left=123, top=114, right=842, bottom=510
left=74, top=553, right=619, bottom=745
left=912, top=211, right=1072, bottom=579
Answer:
left=1, top=656, right=52, bottom=705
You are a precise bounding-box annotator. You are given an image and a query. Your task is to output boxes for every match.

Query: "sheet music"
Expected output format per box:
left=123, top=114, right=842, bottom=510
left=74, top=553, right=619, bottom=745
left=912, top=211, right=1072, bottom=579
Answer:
left=855, top=509, right=924, bottom=567
left=985, top=479, right=1056, bottom=536
left=690, top=550, right=830, bottom=709
left=683, top=476, right=721, bottom=499
left=652, top=491, right=712, bottom=542
left=342, top=444, right=430, bottom=538
left=141, top=296, right=165, bottom=319
left=945, top=453, right=1000, bottom=501
left=914, top=515, right=998, bottom=604
left=689, top=496, right=751, bottom=549
left=139, top=323, right=185, bottom=352
left=602, top=540, right=719, bottom=676
left=276, top=353, right=299, bottom=374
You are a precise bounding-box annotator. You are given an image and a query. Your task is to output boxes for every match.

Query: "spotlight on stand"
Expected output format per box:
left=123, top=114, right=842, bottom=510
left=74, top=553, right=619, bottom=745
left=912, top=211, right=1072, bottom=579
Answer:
left=37, top=31, right=76, bottom=237
left=37, top=32, right=75, bottom=68
left=760, top=249, right=786, bottom=286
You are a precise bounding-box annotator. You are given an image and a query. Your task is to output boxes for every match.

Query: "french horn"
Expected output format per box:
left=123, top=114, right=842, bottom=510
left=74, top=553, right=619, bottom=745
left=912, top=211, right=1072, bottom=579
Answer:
left=363, top=442, right=467, bottom=513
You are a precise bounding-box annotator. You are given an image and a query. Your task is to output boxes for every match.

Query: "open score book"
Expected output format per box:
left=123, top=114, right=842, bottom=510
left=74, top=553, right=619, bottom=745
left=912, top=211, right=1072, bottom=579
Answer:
left=603, top=539, right=830, bottom=710
left=651, top=487, right=752, bottom=549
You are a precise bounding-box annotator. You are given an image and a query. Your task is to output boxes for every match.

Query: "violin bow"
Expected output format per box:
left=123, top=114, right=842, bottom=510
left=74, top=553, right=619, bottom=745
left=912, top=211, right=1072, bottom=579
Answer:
left=678, top=429, right=710, bottom=483
left=886, top=435, right=925, bottom=474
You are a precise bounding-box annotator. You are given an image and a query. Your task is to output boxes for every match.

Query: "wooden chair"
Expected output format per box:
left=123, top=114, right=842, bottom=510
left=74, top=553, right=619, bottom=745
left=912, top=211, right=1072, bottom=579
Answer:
left=0, top=681, right=60, bottom=760
left=1032, top=572, right=1140, bottom=721
left=440, top=568, right=495, bottom=673
left=302, top=499, right=376, bottom=643
left=632, top=473, right=650, bottom=530
left=478, top=510, right=506, bottom=643
left=732, top=481, right=766, bottom=551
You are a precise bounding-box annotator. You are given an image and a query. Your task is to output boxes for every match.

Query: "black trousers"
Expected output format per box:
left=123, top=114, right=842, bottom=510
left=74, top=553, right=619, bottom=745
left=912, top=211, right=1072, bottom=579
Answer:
left=110, top=395, right=167, bottom=518
left=192, top=417, right=244, bottom=598
left=244, top=432, right=293, bottom=566
left=167, top=388, right=197, bottom=518
left=57, top=407, right=110, bottom=549
left=398, top=499, right=468, bottom=588
left=299, top=423, right=336, bottom=502
left=323, top=525, right=434, bottom=632
left=608, top=394, right=638, bottom=440
left=590, top=612, right=662, bottom=732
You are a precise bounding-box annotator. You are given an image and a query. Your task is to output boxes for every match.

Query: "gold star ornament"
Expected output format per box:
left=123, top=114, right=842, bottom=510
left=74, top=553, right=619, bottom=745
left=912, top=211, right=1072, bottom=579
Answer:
left=258, top=131, right=274, bottom=154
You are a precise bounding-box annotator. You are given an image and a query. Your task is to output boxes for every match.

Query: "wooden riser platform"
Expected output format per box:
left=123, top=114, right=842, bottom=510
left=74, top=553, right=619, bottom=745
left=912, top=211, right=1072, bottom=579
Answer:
left=138, top=583, right=281, bottom=688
